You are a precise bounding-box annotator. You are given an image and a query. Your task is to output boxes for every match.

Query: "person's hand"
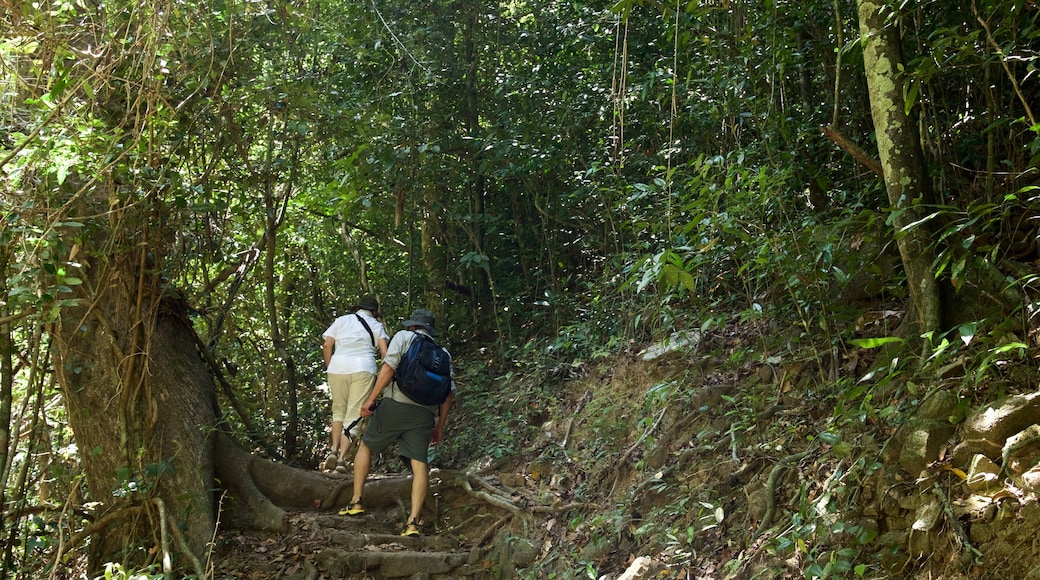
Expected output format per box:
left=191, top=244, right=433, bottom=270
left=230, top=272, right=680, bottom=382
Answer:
left=360, top=401, right=376, bottom=417
left=431, top=425, right=443, bottom=444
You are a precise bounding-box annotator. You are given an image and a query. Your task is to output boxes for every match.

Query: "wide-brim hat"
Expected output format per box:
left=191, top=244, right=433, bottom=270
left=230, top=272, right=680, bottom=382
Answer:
left=402, top=308, right=440, bottom=336
left=356, top=294, right=380, bottom=314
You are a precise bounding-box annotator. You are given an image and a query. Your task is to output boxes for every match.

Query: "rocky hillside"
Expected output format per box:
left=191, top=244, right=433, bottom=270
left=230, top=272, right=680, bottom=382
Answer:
left=214, top=320, right=1040, bottom=579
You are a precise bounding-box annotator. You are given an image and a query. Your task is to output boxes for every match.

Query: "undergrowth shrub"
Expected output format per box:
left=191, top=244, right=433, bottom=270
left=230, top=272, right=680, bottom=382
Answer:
left=618, top=151, right=896, bottom=359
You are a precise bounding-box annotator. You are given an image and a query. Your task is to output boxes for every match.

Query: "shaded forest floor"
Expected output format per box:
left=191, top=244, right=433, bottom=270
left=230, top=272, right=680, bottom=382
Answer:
left=213, top=315, right=1040, bottom=579
left=211, top=507, right=478, bottom=579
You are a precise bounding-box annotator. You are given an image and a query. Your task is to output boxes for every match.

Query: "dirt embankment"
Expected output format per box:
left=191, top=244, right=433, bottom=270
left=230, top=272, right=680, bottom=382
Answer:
left=214, top=330, right=1040, bottom=579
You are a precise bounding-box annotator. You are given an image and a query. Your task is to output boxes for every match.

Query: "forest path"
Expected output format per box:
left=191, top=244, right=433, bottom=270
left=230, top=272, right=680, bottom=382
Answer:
left=212, top=508, right=491, bottom=579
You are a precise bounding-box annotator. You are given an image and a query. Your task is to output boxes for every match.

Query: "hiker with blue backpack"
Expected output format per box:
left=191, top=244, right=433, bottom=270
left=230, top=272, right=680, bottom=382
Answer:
left=339, top=308, right=455, bottom=537
left=321, top=294, right=390, bottom=474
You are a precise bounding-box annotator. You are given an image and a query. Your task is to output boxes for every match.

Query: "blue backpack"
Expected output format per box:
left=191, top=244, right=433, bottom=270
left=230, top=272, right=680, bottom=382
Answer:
left=394, top=333, right=452, bottom=405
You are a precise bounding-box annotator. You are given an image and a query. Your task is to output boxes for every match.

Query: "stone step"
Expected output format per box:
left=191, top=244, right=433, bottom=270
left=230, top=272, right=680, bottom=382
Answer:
left=326, top=530, right=462, bottom=552
left=303, top=515, right=487, bottom=579
left=313, top=546, right=485, bottom=579
left=245, top=509, right=501, bottom=579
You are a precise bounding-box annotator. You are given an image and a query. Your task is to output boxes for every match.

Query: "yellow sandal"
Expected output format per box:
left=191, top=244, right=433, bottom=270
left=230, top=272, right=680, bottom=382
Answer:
left=400, top=519, right=421, bottom=537
left=338, top=499, right=364, bottom=516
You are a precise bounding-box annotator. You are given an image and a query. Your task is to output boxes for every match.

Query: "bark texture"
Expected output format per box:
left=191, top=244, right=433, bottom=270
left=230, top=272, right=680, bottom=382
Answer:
left=54, top=265, right=218, bottom=570
left=857, top=0, right=943, bottom=339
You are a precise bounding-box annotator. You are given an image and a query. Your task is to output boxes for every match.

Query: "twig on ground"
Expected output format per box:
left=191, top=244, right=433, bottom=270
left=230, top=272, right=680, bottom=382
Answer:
left=933, top=481, right=984, bottom=563
left=606, top=407, right=668, bottom=496
left=560, top=391, right=591, bottom=453
left=530, top=501, right=598, bottom=513
left=730, top=423, right=739, bottom=463
left=630, top=466, right=676, bottom=500
left=439, top=512, right=497, bottom=535
left=619, top=407, right=667, bottom=466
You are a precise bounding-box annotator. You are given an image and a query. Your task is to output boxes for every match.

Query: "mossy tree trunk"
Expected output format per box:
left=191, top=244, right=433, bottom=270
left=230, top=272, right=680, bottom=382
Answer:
left=857, top=0, right=943, bottom=344
left=38, top=79, right=323, bottom=576
left=53, top=257, right=220, bottom=572
left=50, top=241, right=331, bottom=574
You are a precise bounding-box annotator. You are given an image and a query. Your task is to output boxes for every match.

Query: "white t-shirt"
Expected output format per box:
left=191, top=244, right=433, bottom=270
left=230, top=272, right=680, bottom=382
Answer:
left=323, top=310, right=389, bottom=374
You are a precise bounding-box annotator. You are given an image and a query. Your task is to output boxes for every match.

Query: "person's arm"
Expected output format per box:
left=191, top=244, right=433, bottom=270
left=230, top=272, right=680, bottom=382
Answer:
left=360, top=363, right=395, bottom=416
left=322, top=336, right=335, bottom=369
left=377, top=337, right=389, bottom=360
left=431, top=391, right=453, bottom=444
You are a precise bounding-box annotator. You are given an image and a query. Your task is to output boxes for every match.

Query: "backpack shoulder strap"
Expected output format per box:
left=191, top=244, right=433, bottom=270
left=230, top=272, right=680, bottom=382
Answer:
left=355, top=313, right=375, bottom=347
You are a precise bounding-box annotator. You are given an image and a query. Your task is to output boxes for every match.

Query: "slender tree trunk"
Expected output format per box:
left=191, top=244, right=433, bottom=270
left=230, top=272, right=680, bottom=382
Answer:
left=263, top=128, right=302, bottom=458
left=857, top=0, right=942, bottom=343
left=0, top=244, right=12, bottom=580
left=423, top=188, right=449, bottom=312
left=461, top=0, right=496, bottom=334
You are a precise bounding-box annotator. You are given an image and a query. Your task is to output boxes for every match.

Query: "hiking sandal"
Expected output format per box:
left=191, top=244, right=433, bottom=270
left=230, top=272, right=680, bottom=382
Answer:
left=400, top=519, right=421, bottom=537
left=338, top=499, right=364, bottom=516
left=322, top=450, right=338, bottom=472
left=335, top=459, right=349, bottom=474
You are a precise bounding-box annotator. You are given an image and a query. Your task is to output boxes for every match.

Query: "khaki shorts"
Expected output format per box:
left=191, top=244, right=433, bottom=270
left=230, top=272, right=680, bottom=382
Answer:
left=328, top=372, right=376, bottom=434
left=361, top=399, right=436, bottom=463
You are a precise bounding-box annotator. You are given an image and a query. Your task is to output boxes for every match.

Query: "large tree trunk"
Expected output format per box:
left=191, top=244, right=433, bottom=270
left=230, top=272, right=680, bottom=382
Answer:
left=51, top=252, right=417, bottom=573
left=857, top=0, right=943, bottom=343
left=53, top=262, right=220, bottom=572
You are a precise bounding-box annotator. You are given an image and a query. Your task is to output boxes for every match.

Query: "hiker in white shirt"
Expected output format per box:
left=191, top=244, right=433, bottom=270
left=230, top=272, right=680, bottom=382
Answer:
left=321, top=294, right=389, bottom=473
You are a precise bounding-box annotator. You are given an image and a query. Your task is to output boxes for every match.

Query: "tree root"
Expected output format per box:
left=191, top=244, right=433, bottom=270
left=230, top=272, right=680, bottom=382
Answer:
left=155, top=498, right=204, bottom=577
left=52, top=504, right=147, bottom=571
left=214, top=434, right=287, bottom=532
left=50, top=499, right=205, bottom=579
left=475, top=513, right=514, bottom=546
left=752, top=448, right=813, bottom=540
left=462, top=478, right=522, bottom=514
left=443, top=470, right=596, bottom=518
left=322, top=479, right=354, bottom=509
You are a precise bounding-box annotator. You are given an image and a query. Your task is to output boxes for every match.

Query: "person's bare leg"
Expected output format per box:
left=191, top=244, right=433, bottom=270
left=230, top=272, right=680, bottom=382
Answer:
left=323, top=420, right=344, bottom=470
left=351, top=442, right=372, bottom=505
left=406, top=458, right=428, bottom=527
left=330, top=421, right=343, bottom=452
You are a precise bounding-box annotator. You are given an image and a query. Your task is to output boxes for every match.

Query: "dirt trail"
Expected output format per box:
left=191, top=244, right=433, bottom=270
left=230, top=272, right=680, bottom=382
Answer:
left=213, top=507, right=487, bottom=579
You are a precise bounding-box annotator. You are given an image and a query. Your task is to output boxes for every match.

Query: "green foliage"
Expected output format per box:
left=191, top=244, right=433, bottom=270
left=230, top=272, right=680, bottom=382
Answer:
left=3, top=0, right=1040, bottom=574
left=99, top=562, right=165, bottom=580
left=436, top=360, right=538, bottom=469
